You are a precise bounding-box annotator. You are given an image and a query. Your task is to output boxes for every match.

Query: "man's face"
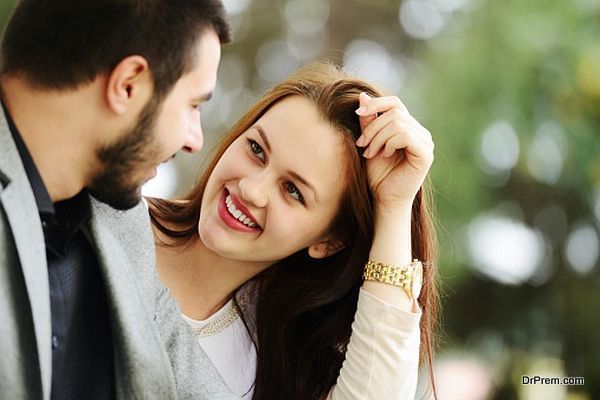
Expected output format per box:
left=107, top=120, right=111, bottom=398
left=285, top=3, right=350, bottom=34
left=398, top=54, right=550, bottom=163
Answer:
left=89, top=29, right=221, bottom=210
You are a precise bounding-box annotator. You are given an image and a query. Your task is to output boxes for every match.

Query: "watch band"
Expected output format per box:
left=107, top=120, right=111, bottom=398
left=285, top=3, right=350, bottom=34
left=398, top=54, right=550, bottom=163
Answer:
left=362, top=259, right=423, bottom=299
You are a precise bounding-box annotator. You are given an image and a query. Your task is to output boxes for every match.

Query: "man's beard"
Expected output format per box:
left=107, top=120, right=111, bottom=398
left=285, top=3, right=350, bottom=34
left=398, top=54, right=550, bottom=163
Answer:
left=89, top=97, right=164, bottom=210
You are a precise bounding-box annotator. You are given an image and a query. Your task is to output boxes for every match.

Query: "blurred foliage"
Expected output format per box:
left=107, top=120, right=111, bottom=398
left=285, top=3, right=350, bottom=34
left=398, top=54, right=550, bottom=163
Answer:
left=1, top=0, right=598, bottom=398
left=415, top=0, right=600, bottom=397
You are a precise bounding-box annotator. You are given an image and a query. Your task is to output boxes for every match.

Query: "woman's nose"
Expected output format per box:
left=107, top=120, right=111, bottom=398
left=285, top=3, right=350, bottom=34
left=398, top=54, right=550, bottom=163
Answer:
left=238, top=173, right=270, bottom=208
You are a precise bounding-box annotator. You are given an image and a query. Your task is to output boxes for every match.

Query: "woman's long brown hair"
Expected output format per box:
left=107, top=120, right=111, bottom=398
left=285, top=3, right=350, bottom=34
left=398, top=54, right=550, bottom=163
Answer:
left=148, top=62, right=439, bottom=399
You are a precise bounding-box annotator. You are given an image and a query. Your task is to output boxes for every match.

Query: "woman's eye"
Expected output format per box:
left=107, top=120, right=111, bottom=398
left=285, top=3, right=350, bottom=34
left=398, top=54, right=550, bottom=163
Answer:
left=284, top=181, right=304, bottom=204
left=247, top=139, right=266, bottom=162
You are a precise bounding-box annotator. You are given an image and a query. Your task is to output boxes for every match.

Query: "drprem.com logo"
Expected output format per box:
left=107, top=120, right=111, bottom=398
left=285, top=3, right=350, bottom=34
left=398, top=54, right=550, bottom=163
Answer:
left=522, top=376, right=585, bottom=385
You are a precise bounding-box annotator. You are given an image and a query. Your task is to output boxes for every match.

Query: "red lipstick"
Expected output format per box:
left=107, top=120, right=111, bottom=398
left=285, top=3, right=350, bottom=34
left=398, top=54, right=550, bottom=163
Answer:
left=217, top=189, right=261, bottom=232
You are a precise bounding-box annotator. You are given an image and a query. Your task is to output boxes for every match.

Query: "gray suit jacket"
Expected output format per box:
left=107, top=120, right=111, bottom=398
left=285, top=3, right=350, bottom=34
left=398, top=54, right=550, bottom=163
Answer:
left=0, top=110, right=238, bottom=400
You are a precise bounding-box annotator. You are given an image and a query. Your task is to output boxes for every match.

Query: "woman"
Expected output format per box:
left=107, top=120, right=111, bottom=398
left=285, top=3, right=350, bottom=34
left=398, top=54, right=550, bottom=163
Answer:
left=149, top=62, right=438, bottom=399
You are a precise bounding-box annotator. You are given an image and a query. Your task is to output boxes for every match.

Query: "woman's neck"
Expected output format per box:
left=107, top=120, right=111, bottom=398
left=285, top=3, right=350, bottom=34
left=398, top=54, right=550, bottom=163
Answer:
left=155, top=233, right=268, bottom=321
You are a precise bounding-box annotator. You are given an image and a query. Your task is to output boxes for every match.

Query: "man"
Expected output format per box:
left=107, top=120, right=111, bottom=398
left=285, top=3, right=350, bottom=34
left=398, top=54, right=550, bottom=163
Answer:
left=0, top=0, right=237, bottom=399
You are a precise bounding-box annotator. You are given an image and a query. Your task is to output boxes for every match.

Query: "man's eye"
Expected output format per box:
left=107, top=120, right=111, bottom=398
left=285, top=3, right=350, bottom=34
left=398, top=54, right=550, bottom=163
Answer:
left=284, top=181, right=304, bottom=204
left=247, top=139, right=265, bottom=162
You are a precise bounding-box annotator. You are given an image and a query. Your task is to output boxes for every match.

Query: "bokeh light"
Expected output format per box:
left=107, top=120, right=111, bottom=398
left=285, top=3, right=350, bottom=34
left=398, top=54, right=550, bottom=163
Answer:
left=526, top=121, right=566, bottom=185
left=343, top=39, right=405, bottom=94
left=255, top=40, right=301, bottom=85
left=565, top=223, right=599, bottom=276
left=479, top=120, right=520, bottom=176
left=468, top=213, right=545, bottom=285
left=399, top=0, right=447, bottom=40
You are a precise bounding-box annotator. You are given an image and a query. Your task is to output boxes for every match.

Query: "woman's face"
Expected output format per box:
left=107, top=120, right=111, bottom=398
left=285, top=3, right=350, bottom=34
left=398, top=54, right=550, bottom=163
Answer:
left=199, top=95, right=347, bottom=264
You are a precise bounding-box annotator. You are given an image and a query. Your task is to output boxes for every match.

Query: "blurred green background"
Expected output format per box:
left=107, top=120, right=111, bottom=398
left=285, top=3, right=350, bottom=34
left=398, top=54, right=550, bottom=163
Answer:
left=2, top=0, right=598, bottom=398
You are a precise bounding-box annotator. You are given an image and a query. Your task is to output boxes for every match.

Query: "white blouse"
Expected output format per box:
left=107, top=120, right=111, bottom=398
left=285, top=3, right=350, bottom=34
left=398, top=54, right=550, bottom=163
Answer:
left=182, top=287, right=421, bottom=400
left=182, top=299, right=256, bottom=398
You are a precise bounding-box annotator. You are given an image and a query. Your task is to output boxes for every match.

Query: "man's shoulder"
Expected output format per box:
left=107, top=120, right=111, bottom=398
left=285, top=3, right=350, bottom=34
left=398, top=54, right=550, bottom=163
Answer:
left=87, top=196, right=159, bottom=292
left=90, top=196, right=151, bottom=229
left=89, top=197, right=153, bottom=251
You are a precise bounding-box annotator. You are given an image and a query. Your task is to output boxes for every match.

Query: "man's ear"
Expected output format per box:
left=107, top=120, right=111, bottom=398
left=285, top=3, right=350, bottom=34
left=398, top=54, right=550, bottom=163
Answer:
left=307, top=238, right=345, bottom=259
left=105, top=55, right=150, bottom=115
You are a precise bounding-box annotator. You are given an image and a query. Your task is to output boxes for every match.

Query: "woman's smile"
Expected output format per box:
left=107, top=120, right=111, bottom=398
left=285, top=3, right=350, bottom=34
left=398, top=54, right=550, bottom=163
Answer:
left=218, top=188, right=262, bottom=232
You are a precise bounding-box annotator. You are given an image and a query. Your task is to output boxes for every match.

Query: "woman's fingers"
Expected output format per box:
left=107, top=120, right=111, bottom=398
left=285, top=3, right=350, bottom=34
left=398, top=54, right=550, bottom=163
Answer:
left=411, top=120, right=434, bottom=150
left=357, top=103, right=430, bottom=148
left=356, top=94, right=408, bottom=145
left=357, top=93, right=377, bottom=133
left=357, top=107, right=404, bottom=147
left=362, top=118, right=413, bottom=158
left=355, top=94, right=408, bottom=116
left=356, top=93, right=434, bottom=167
left=360, top=114, right=432, bottom=157
left=381, top=131, right=433, bottom=169
left=382, top=135, right=407, bottom=158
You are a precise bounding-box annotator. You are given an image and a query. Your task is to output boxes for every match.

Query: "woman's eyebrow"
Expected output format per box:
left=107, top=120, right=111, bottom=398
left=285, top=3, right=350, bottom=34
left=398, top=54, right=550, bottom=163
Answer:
left=252, top=125, right=271, bottom=152
left=289, top=171, right=319, bottom=203
left=251, top=124, right=319, bottom=203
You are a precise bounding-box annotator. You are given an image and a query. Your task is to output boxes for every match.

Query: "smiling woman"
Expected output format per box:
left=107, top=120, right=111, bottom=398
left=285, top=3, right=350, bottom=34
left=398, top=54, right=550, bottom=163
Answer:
left=198, top=95, right=347, bottom=263
left=148, top=61, right=439, bottom=400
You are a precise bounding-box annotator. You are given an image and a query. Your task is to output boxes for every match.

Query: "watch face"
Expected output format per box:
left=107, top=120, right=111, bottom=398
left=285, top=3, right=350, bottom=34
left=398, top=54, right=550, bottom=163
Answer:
left=412, top=261, right=423, bottom=299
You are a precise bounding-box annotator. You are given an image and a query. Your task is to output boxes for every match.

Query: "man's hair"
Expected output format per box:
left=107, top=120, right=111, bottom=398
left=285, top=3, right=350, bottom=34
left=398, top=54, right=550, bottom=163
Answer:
left=0, top=0, right=231, bottom=99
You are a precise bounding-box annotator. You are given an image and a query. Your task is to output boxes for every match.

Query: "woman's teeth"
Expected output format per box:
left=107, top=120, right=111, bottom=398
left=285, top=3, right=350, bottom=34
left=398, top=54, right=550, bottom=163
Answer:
left=225, top=195, right=257, bottom=228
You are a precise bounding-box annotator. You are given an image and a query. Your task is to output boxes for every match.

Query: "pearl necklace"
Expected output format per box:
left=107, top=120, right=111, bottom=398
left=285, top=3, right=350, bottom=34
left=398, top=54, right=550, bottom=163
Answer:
left=190, top=291, right=250, bottom=338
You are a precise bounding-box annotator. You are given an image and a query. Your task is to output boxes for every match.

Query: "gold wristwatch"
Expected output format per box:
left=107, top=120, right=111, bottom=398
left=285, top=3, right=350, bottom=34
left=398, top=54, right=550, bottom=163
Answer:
left=363, top=259, right=423, bottom=299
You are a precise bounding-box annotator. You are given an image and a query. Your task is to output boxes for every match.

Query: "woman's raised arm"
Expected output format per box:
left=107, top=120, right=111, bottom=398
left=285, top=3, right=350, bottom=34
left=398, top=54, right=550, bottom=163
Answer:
left=328, top=92, right=434, bottom=399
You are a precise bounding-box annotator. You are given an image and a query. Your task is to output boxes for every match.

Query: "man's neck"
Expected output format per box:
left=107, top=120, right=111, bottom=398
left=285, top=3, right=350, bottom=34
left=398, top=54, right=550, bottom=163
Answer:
left=0, top=76, right=103, bottom=202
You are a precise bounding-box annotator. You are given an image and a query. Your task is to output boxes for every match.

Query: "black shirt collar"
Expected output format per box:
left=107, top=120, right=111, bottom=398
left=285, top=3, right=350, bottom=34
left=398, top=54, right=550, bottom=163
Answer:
left=49, top=191, right=92, bottom=256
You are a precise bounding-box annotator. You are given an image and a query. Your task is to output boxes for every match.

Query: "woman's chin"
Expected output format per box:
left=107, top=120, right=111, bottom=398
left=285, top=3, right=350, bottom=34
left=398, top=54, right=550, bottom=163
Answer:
left=198, top=224, right=237, bottom=256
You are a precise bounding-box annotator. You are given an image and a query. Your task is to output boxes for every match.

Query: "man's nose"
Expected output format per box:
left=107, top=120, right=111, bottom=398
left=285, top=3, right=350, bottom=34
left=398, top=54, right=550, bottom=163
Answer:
left=182, top=121, right=204, bottom=153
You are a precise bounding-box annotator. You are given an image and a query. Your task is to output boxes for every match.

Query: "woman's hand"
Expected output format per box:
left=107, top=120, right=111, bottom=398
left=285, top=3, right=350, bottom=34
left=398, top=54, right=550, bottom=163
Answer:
left=356, top=92, right=434, bottom=213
